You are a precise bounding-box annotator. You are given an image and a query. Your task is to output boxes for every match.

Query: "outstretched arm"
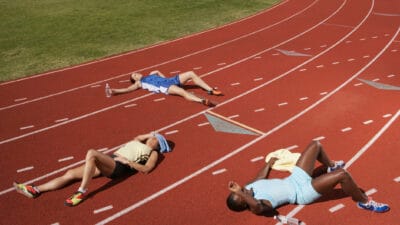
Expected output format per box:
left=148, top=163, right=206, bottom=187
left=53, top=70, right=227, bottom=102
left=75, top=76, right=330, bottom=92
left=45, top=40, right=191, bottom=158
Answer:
left=110, top=82, right=140, bottom=95
left=228, top=181, right=273, bottom=215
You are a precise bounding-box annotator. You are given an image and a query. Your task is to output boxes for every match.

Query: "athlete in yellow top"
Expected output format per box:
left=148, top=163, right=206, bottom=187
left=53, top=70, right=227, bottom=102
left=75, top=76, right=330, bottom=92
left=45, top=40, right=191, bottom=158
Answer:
left=14, top=132, right=171, bottom=207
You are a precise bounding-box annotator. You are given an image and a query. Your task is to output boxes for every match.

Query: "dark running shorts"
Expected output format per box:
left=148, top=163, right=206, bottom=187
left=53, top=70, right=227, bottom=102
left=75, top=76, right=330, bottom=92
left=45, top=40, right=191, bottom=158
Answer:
left=107, top=155, right=136, bottom=179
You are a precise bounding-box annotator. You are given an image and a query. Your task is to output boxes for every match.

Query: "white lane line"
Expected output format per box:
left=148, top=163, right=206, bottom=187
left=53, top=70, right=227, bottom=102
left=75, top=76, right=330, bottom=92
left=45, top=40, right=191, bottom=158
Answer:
left=383, top=114, right=392, bottom=118
left=365, top=188, right=377, bottom=196
left=313, top=136, right=325, bottom=141
left=55, top=118, right=69, bottom=123
left=197, top=122, right=209, bottom=127
left=387, top=74, right=395, bottom=78
left=58, top=156, right=74, bottom=162
left=299, top=97, right=309, bottom=101
left=14, top=98, right=27, bottom=102
left=320, top=91, right=328, bottom=95
left=304, top=47, right=311, bottom=51
left=254, top=77, right=263, bottom=81
left=341, top=127, right=352, bottom=132
left=394, top=176, right=400, bottom=182
left=153, top=97, right=166, bottom=102
left=228, top=114, right=239, bottom=119
left=363, top=120, right=373, bottom=125
left=299, top=68, right=307, bottom=72
left=98, top=148, right=109, bottom=152
left=253, top=56, right=262, bottom=59
left=278, top=102, right=288, bottom=107
left=20, top=125, right=34, bottom=130
left=212, top=168, right=227, bottom=175
left=17, top=166, right=34, bottom=173
left=94, top=205, right=114, bottom=214
left=332, top=61, right=340, bottom=65
left=285, top=145, right=299, bottom=151
left=347, top=58, right=355, bottom=62
left=231, top=82, right=240, bottom=86
left=124, top=103, right=137, bottom=108
left=91, top=84, right=101, bottom=88
left=354, top=83, right=363, bottom=86
left=372, top=78, right=380, bottom=82
left=193, top=66, right=202, bottom=70
left=329, top=203, right=345, bottom=213
left=363, top=55, right=370, bottom=58
left=254, top=108, right=265, bottom=112
left=251, top=156, right=264, bottom=162
left=217, top=62, right=226, bottom=66
left=165, top=130, right=178, bottom=135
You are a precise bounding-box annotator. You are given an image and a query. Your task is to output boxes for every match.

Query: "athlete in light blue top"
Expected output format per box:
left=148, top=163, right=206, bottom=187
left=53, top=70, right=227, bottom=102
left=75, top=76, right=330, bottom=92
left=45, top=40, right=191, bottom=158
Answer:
left=227, top=141, right=390, bottom=215
left=107, top=70, right=222, bottom=107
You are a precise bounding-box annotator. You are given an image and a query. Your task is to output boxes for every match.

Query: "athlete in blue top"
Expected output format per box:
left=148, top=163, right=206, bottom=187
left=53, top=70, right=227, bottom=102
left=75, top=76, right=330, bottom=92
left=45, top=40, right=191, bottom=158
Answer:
left=227, top=141, right=390, bottom=215
left=107, top=70, right=222, bottom=107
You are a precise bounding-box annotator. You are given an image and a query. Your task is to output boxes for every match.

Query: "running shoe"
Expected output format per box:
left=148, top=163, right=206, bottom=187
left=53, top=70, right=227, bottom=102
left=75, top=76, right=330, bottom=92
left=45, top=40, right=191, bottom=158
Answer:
left=64, top=191, right=86, bottom=207
left=357, top=197, right=390, bottom=213
left=327, top=160, right=345, bottom=173
left=207, top=88, right=223, bottom=96
left=202, top=99, right=216, bottom=107
left=13, top=182, right=40, bottom=198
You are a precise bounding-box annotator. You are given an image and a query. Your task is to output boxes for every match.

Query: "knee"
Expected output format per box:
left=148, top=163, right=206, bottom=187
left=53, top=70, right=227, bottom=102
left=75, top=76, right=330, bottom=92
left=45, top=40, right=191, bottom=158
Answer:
left=85, top=149, right=98, bottom=161
left=335, top=168, right=351, bottom=179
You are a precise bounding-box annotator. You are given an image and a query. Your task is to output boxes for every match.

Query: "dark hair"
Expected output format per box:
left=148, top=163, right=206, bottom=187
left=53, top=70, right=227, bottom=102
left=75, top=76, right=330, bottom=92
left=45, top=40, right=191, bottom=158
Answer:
left=130, top=75, right=136, bottom=84
left=226, top=193, right=248, bottom=212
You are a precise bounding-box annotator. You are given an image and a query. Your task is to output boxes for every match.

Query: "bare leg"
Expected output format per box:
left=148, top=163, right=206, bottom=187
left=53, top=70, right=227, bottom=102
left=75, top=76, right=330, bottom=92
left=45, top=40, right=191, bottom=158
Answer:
left=296, top=141, right=335, bottom=176
left=79, top=149, right=116, bottom=190
left=312, top=169, right=368, bottom=203
left=35, top=164, right=95, bottom=193
left=178, top=71, right=213, bottom=91
left=167, top=85, right=203, bottom=103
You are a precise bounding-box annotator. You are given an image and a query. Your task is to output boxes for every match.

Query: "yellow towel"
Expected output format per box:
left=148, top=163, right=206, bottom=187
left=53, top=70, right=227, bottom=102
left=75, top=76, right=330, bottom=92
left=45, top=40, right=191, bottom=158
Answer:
left=265, top=149, right=301, bottom=172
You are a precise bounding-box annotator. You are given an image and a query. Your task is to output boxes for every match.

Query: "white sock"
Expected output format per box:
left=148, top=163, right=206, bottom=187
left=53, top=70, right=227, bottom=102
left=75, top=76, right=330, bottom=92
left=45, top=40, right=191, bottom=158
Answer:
left=78, top=187, right=87, bottom=193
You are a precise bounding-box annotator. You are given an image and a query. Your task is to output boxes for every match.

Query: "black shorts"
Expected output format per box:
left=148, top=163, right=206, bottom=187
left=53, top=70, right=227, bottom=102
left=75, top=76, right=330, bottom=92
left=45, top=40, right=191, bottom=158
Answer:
left=107, top=155, right=136, bottom=179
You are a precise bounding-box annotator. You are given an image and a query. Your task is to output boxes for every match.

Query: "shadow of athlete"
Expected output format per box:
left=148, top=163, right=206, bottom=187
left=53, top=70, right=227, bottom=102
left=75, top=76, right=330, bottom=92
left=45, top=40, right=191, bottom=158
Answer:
left=227, top=141, right=390, bottom=215
left=106, top=70, right=223, bottom=107
left=14, top=132, right=171, bottom=207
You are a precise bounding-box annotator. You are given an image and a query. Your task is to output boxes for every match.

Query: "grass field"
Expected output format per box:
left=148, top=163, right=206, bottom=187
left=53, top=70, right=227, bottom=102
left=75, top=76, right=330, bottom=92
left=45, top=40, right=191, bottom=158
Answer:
left=0, top=0, right=279, bottom=82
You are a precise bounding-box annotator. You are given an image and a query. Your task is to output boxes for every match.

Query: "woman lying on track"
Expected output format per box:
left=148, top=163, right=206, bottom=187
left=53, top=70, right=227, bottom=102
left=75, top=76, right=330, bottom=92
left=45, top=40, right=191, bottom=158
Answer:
left=14, top=132, right=171, bottom=207
left=106, top=70, right=223, bottom=107
left=227, top=141, right=390, bottom=215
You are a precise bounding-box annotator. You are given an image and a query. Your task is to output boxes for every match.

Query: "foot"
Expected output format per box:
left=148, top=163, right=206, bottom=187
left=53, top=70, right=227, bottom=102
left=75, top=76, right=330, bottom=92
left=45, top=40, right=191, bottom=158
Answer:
left=357, top=197, right=390, bottom=213
left=13, top=182, right=40, bottom=198
left=64, top=191, right=86, bottom=207
left=105, top=83, right=112, bottom=97
left=207, top=88, right=223, bottom=96
left=202, top=99, right=216, bottom=107
left=327, top=160, right=345, bottom=173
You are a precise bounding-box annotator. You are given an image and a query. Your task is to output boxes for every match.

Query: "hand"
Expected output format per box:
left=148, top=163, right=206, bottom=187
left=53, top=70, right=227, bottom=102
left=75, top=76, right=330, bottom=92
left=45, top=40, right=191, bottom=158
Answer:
left=228, top=181, right=242, bottom=193
left=267, top=157, right=279, bottom=165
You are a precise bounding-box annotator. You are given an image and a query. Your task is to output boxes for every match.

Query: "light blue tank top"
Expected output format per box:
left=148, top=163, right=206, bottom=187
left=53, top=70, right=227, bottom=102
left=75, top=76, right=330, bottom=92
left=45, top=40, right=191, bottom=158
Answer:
left=245, top=179, right=296, bottom=208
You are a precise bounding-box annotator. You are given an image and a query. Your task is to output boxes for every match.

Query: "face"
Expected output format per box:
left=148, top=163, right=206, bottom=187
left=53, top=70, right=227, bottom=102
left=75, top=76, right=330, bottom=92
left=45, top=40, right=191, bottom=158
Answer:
left=130, top=72, right=143, bottom=83
left=146, top=137, right=159, bottom=150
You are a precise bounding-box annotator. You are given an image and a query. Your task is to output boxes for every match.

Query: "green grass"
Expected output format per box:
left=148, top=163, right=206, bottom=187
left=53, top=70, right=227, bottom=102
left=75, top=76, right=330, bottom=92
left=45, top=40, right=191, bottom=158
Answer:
left=0, top=0, right=280, bottom=81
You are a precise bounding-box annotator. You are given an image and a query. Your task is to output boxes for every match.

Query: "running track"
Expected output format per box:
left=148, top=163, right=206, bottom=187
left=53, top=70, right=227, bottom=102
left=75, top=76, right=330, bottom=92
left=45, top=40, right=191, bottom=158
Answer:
left=1, top=0, right=399, bottom=224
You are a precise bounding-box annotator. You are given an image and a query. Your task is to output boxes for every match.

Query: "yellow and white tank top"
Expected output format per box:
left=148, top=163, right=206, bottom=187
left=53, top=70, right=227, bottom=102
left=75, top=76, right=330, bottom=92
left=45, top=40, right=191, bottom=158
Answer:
left=114, top=140, right=152, bottom=163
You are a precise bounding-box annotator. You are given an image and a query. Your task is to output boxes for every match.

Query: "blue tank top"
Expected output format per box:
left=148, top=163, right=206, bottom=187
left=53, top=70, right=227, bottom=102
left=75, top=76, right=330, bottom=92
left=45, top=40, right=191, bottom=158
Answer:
left=245, top=179, right=296, bottom=208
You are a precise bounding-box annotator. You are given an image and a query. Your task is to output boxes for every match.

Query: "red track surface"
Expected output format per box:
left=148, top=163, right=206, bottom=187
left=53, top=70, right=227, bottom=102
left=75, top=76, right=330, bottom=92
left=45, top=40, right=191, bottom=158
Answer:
left=1, top=0, right=399, bottom=224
